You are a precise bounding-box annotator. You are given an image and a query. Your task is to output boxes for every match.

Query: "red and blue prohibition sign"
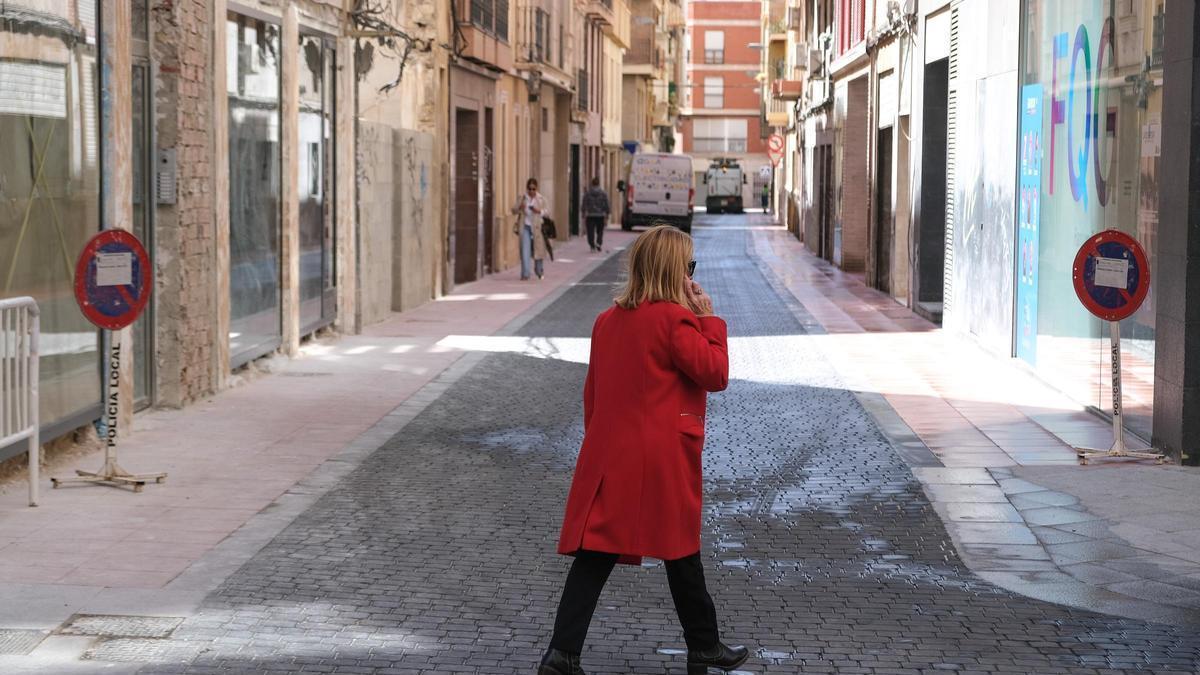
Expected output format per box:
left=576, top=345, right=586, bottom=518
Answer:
left=1071, top=229, right=1150, bottom=322
left=74, top=230, right=152, bottom=330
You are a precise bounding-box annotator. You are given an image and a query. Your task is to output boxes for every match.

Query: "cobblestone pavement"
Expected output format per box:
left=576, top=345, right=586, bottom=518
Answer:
left=127, top=215, right=1200, bottom=674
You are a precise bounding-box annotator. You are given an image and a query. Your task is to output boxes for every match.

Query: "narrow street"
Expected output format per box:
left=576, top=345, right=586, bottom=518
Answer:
left=63, top=214, right=1195, bottom=674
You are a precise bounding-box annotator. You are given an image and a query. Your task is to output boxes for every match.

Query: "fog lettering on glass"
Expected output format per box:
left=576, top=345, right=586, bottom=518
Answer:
left=1049, top=17, right=1117, bottom=210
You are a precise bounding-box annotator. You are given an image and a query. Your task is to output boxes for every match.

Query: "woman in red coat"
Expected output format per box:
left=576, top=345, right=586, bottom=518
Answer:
left=539, top=225, right=748, bottom=675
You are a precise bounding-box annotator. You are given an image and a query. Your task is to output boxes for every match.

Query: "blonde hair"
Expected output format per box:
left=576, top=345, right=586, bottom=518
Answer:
left=615, top=225, right=694, bottom=310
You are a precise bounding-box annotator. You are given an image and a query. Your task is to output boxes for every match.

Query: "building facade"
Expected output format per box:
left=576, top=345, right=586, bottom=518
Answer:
left=0, top=0, right=626, bottom=463
left=621, top=0, right=684, bottom=157
left=683, top=0, right=771, bottom=208
left=782, top=0, right=1198, bottom=463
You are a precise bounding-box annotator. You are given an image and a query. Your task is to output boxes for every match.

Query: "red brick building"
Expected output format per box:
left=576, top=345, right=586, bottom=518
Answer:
left=682, top=0, right=770, bottom=205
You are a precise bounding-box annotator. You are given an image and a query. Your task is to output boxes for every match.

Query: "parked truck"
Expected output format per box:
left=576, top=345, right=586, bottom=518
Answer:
left=703, top=158, right=746, bottom=214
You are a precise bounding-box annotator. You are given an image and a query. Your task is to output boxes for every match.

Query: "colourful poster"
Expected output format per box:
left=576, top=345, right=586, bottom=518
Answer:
left=1016, top=84, right=1042, bottom=365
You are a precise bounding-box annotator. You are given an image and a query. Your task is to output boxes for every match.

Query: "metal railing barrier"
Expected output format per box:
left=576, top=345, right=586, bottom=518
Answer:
left=0, top=297, right=40, bottom=507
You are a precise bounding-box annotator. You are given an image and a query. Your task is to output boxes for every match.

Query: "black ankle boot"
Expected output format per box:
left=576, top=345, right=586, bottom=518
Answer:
left=538, top=648, right=586, bottom=675
left=686, top=641, right=749, bottom=674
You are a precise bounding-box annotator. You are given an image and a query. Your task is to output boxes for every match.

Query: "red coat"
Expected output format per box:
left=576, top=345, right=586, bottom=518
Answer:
left=557, top=301, right=729, bottom=564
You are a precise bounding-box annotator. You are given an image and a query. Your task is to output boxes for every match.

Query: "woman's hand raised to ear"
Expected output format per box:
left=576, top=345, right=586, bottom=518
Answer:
left=684, top=280, right=714, bottom=317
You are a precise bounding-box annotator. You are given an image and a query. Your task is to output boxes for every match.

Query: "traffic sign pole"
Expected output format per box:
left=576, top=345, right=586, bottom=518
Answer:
left=1076, top=320, right=1164, bottom=465
left=52, top=231, right=166, bottom=493
left=1070, top=230, right=1165, bottom=466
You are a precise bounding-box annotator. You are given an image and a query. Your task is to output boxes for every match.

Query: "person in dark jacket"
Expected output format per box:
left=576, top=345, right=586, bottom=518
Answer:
left=581, top=177, right=610, bottom=252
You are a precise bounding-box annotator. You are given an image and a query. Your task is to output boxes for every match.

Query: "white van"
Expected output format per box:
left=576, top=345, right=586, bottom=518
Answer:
left=618, top=153, right=695, bottom=233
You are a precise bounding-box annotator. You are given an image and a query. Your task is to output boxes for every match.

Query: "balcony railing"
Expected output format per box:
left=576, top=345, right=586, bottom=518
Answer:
left=459, top=0, right=514, bottom=70
left=466, top=0, right=510, bottom=41
left=611, top=0, right=632, bottom=48
left=772, top=79, right=803, bottom=100
left=586, top=0, right=616, bottom=30
left=515, top=3, right=552, bottom=65
left=625, top=19, right=655, bottom=65
left=665, top=1, right=685, bottom=28
left=765, top=96, right=789, bottom=126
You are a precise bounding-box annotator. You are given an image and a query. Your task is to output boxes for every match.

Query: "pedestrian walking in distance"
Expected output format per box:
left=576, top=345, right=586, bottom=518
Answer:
left=761, top=183, right=769, bottom=212
left=581, top=176, right=610, bottom=252
left=539, top=225, right=748, bottom=675
left=513, top=177, right=549, bottom=280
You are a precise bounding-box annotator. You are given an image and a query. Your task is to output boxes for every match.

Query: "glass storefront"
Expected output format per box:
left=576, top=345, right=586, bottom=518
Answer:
left=1019, top=0, right=1165, bottom=439
left=227, top=12, right=282, bottom=366
left=297, top=33, right=335, bottom=333
left=0, top=2, right=102, bottom=439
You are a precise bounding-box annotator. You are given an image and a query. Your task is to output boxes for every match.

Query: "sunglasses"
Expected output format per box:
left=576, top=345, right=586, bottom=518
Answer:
left=687, top=260, right=697, bottom=278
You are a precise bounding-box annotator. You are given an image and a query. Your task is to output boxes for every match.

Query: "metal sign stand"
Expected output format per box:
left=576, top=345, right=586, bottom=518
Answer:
left=52, top=229, right=165, bottom=493
left=51, top=329, right=167, bottom=492
left=1075, top=320, right=1165, bottom=465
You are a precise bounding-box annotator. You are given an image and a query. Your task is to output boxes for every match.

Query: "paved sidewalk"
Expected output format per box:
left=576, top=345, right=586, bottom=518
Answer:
left=0, top=216, right=1197, bottom=673
left=751, top=220, right=1200, bottom=624
left=0, top=231, right=633, bottom=628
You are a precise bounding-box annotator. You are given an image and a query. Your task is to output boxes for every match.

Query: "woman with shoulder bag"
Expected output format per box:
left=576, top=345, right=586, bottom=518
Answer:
left=538, top=225, right=748, bottom=675
left=512, top=177, right=550, bottom=280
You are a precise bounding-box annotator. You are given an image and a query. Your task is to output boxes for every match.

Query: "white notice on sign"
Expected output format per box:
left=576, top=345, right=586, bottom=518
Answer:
left=96, top=252, right=133, bottom=287
left=1094, top=257, right=1129, bottom=290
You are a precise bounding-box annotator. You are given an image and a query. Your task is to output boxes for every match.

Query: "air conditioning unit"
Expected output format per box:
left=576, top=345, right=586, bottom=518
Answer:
left=886, top=0, right=902, bottom=23
left=786, top=6, right=802, bottom=31
left=793, top=41, right=809, bottom=68
left=806, top=48, right=823, bottom=74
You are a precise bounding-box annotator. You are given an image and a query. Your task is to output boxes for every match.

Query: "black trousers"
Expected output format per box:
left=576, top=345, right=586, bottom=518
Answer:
left=548, top=550, right=719, bottom=654
left=585, top=216, right=606, bottom=249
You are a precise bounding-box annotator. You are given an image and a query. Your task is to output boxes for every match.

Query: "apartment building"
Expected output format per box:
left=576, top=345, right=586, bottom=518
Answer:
left=682, top=0, right=771, bottom=207
left=622, top=0, right=685, bottom=155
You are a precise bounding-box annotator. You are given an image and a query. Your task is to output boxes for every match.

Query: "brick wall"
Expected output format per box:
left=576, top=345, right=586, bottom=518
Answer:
left=681, top=115, right=768, bottom=154
left=690, top=25, right=760, bottom=66
left=688, top=70, right=761, bottom=109
left=688, top=1, right=762, bottom=22
left=153, top=0, right=216, bottom=407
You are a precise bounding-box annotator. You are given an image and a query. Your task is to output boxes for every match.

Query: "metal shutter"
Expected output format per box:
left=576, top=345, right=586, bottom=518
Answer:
left=943, top=4, right=959, bottom=314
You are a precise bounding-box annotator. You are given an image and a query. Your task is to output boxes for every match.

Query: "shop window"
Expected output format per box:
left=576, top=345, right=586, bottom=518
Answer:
left=1018, top=0, right=1164, bottom=439
left=0, top=4, right=102, bottom=444
left=298, top=34, right=337, bottom=334
left=227, top=12, right=282, bottom=367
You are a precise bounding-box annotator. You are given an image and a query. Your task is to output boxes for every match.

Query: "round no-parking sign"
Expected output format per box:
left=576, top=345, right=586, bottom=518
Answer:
left=1071, top=229, right=1149, bottom=322
left=74, top=230, right=153, bottom=330
left=767, top=134, right=784, bottom=166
